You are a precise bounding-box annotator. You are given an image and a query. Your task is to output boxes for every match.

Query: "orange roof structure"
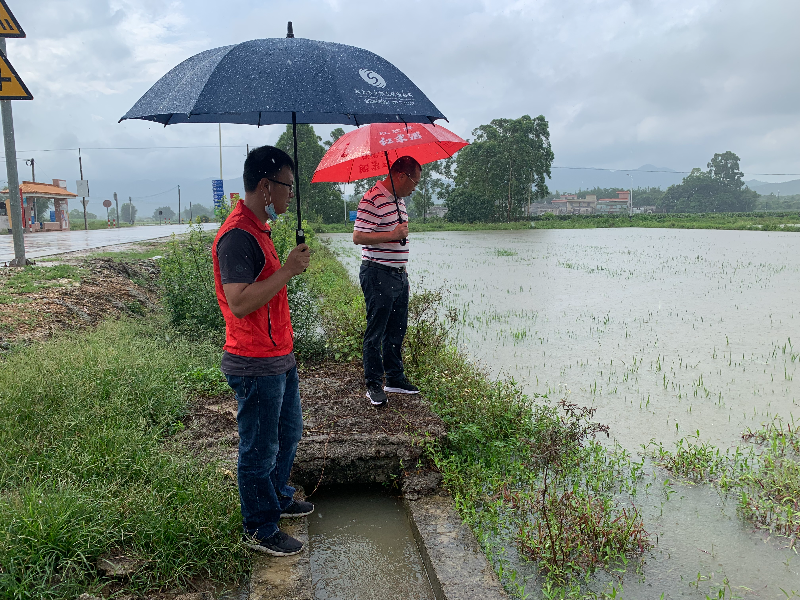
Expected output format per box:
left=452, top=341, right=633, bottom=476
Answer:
left=2, top=181, right=78, bottom=198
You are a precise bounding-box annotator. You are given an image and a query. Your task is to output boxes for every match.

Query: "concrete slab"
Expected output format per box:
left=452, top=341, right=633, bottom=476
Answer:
left=291, top=361, right=447, bottom=491
left=405, top=493, right=509, bottom=600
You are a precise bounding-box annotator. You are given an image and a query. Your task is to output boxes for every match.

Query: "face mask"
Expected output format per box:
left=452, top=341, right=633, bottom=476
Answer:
left=263, top=186, right=278, bottom=221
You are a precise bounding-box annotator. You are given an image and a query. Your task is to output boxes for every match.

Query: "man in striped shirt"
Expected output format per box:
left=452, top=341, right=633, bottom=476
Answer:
left=353, top=156, right=421, bottom=406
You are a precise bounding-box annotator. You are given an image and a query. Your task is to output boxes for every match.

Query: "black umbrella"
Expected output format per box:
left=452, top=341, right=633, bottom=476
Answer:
left=120, top=23, right=446, bottom=245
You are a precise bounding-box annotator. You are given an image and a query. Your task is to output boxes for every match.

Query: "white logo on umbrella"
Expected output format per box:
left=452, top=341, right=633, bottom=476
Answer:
left=359, top=69, right=386, bottom=88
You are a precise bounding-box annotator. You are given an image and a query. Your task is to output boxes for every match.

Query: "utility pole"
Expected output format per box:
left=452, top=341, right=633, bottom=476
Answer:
left=219, top=124, right=223, bottom=180
left=189, top=201, right=192, bottom=222
left=129, top=196, right=133, bottom=224
left=25, top=157, right=33, bottom=181
left=79, top=148, right=87, bottom=231
left=1, top=38, right=26, bottom=266
left=178, top=185, right=181, bottom=224
left=113, top=192, right=119, bottom=227
left=627, top=173, right=634, bottom=217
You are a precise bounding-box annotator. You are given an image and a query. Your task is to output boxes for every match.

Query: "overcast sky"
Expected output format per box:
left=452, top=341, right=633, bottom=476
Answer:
left=4, top=0, right=799, bottom=192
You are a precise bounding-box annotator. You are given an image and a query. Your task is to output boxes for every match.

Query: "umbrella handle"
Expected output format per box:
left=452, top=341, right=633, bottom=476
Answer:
left=384, top=151, right=407, bottom=247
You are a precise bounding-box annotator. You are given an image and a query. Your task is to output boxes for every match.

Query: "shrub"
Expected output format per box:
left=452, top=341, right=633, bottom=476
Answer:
left=159, top=225, right=224, bottom=334
left=159, top=221, right=327, bottom=359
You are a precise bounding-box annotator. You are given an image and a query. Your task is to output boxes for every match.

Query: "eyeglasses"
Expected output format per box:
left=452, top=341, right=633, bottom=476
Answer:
left=267, top=177, right=294, bottom=192
left=404, top=173, right=420, bottom=185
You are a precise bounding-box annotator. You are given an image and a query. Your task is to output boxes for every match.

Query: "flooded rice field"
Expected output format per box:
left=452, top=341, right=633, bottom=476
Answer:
left=324, top=228, right=800, bottom=598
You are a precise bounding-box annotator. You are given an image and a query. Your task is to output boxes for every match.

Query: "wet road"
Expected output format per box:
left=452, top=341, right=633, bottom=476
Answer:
left=0, top=223, right=219, bottom=263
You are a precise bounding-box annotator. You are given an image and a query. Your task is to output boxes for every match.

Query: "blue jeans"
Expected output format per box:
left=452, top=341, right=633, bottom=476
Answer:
left=359, top=262, right=409, bottom=385
left=226, top=367, right=303, bottom=539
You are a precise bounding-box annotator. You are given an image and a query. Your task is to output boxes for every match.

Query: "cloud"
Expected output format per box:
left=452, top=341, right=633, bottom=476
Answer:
left=1, top=0, right=798, bottom=191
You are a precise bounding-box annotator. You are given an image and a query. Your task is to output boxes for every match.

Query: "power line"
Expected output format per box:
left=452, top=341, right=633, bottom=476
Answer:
left=551, top=166, right=800, bottom=176
left=130, top=185, right=180, bottom=200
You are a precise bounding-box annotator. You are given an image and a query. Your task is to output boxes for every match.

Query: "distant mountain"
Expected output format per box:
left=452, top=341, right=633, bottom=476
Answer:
left=743, top=179, right=800, bottom=196
left=548, top=164, right=685, bottom=194
left=74, top=177, right=246, bottom=219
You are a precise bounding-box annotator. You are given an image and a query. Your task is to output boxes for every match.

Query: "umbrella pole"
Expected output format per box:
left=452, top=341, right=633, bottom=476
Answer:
left=384, top=151, right=406, bottom=247
left=292, top=112, right=305, bottom=245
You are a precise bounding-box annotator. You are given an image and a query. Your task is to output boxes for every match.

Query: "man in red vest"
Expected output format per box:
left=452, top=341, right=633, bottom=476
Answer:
left=212, top=146, right=311, bottom=556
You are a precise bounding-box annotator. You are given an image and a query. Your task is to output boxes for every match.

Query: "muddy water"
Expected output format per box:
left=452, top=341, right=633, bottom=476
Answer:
left=308, top=487, right=434, bottom=600
left=324, top=229, right=800, bottom=597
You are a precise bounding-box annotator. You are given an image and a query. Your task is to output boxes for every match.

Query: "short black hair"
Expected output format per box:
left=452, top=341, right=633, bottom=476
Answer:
left=389, top=155, right=421, bottom=177
left=243, top=146, right=295, bottom=193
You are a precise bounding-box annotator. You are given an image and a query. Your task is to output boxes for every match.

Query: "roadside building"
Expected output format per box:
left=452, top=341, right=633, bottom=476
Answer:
left=0, top=180, right=77, bottom=232
left=596, top=191, right=630, bottom=215
left=427, top=204, right=448, bottom=218
left=551, top=194, right=597, bottom=215
left=526, top=203, right=559, bottom=216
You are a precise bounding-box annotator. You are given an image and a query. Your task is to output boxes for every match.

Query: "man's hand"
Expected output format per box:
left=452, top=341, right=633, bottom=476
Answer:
left=393, top=222, right=409, bottom=241
left=223, top=244, right=310, bottom=319
left=284, top=244, right=310, bottom=276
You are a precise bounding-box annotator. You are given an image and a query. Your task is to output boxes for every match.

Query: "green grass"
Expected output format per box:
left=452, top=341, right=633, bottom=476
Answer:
left=310, top=219, right=533, bottom=234
left=0, top=264, right=85, bottom=303
left=533, top=212, right=800, bottom=231
left=0, top=318, right=246, bottom=599
left=648, top=419, right=800, bottom=539
left=82, top=244, right=169, bottom=262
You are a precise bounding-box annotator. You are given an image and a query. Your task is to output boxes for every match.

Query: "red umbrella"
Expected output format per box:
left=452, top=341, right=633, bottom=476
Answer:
left=311, top=122, right=468, bottom=183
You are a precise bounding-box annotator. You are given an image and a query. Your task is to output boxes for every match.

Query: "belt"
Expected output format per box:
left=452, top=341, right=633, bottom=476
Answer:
left=362, top=260, right=407, bottom=273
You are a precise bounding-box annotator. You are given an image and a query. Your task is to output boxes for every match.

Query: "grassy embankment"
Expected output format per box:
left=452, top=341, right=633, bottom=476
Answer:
left=0, top=318, right=246, bottom=598
left=311, top=218, right=533, bottom=234
left=1, top=221, right=648, bottom=599
left=532, top=212, right=800, bottom=231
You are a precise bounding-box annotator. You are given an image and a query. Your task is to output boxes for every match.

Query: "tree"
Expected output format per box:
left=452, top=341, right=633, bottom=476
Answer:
left=120, top=203, right=138, bottom=224
left=410, top=163, right=439, bottom=221
left=69, top=208, right=96, bottom=221
left=324, top=128, right=345, bottom=149
left=276, top=125, right=345, bottom=224
left=446, top=115, right=554, bottom=222
left=445, top=187, right=495, bottom=223
left=708, top=151, right=744, bottom=190
left=181, top=203, right=213, bottom=221
left=153, top=206, right=176, bottom=221
left=659, top=152, right=757, bottom=213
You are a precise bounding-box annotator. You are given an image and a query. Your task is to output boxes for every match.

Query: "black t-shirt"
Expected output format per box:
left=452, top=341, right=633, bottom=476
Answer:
left=217, top=228, right=267, bottom=284
left=217, top=228, right=296, bottom=377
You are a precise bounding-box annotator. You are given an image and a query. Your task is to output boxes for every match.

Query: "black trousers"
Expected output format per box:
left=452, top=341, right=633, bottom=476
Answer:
left=359, top=261, right=409, bottom=385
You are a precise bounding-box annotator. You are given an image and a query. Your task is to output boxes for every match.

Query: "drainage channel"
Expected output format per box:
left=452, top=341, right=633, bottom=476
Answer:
left=308, top=486, right=435, bottom=600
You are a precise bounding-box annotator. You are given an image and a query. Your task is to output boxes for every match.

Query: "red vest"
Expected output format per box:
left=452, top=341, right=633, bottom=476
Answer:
left=212, top=201, right=294, bottom=357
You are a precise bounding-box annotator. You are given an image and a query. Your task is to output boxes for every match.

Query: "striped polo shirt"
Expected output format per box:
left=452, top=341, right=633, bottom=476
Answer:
left=354, top=181, right=409, bottom=266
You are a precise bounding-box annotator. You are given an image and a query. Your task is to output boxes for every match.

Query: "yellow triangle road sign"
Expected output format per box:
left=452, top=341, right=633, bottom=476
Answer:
left=0, top=0, right=24, bottom=38
left=0, top=51, right=31, bottom=99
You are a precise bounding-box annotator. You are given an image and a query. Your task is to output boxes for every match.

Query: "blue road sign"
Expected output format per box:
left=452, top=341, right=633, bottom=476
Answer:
left=349, top=210, right=357, bottom=222
left=212, top=179, right=224, bottom=207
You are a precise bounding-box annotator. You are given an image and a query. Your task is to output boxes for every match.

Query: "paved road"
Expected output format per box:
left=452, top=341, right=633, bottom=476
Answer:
left=1, top=223, right=219, bottom=263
